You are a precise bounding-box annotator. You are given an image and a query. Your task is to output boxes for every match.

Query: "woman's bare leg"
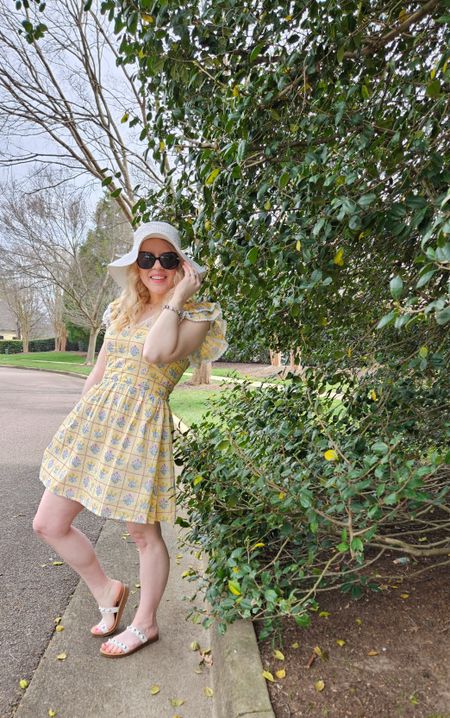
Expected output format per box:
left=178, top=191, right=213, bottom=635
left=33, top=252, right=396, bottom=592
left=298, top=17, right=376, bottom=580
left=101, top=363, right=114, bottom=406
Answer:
left=33, top=489, right=123, bottom=632
left=101, top=520, right=169, bottom=655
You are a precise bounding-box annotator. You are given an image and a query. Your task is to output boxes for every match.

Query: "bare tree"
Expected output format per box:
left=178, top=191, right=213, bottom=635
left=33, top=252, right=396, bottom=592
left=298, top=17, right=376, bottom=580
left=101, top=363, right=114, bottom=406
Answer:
left=0, top=174, right=132, bottom=363
left=0, top=0, right=167, bottom=218
left=0, top=278, right=44, bottom=352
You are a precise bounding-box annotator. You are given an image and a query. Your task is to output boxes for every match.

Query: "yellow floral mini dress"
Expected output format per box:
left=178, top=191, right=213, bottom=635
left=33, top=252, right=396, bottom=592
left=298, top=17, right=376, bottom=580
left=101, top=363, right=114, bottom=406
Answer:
left=39, top=300, right=227, bottom=524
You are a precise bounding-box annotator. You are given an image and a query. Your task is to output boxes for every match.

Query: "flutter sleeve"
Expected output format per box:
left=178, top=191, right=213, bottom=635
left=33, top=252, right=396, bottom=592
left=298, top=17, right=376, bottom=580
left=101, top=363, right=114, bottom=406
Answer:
left=183, top=300, right=228, bottom=367
left=101, top=302, right=113, bottom=328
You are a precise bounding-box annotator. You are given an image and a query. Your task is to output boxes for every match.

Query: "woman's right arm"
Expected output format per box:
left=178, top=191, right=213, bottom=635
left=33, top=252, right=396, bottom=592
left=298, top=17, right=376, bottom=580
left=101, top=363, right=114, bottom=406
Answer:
left=81, top=344, right=108, bottom=397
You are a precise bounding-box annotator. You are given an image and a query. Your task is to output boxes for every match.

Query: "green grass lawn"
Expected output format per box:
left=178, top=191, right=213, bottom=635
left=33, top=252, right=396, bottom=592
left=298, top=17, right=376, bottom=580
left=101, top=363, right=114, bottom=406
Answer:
left=0, top=351, right=92, bottom=375
left=170, top=388, right=224, bottom=426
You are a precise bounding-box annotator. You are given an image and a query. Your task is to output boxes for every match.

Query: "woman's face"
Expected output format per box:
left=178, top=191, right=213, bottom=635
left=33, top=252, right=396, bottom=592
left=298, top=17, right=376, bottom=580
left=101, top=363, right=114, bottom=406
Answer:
left=137, top=237, right=180, bottom=297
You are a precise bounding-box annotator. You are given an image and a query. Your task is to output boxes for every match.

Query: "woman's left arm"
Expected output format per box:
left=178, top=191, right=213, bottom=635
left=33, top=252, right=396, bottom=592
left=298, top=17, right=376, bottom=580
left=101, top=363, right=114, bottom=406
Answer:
left=142, top=262, right=209, bottom=364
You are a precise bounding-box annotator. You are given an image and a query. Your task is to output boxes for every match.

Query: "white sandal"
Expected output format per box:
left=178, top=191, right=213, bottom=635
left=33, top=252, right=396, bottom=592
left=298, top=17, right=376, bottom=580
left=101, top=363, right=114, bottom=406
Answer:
left=90, top=583, right=129, bottom=637
left=100, top=624, right=159, bottom=658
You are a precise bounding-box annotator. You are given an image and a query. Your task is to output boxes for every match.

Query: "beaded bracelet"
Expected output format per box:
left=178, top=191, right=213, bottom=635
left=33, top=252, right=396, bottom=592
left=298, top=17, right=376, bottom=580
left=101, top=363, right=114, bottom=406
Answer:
left=162, top=303, right=186, bottom=322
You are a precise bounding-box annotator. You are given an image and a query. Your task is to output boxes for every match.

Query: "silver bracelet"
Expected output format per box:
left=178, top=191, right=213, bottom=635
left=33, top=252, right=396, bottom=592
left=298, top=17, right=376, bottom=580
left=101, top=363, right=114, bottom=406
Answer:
left=162, top=303, right=186, bottom=322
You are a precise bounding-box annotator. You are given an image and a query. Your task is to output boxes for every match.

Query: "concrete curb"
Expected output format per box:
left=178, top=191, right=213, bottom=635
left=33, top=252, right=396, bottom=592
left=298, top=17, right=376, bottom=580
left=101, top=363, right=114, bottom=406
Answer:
left=211, top=621, right=275, bottom=718
left=172, top=419, right=274, bottom=718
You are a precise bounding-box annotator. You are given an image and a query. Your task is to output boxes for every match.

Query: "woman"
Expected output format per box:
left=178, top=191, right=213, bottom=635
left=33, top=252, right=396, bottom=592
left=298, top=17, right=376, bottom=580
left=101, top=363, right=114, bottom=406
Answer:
left=33, top=221, right=227, bottom=658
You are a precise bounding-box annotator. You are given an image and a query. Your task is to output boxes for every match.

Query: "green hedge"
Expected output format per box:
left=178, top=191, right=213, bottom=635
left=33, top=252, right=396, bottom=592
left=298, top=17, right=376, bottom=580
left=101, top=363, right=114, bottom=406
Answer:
left=0, top=338, right=56, bottom=354
left=0, top=340, right=22, bottom=354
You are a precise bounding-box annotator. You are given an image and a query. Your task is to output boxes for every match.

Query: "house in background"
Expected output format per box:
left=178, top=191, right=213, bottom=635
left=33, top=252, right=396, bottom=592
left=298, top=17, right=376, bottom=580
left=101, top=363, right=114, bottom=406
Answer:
left=0, top=300, right=19, bottom=340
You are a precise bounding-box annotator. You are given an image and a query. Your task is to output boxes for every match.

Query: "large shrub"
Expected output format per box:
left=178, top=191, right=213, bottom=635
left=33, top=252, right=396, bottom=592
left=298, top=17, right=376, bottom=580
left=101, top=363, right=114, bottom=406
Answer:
left=175, top=364, right=449, bottom=637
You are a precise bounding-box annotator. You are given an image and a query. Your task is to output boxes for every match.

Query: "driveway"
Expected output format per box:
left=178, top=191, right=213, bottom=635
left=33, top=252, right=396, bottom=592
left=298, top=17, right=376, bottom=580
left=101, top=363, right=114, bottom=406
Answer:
left=0, top=368, right=103, bottom=718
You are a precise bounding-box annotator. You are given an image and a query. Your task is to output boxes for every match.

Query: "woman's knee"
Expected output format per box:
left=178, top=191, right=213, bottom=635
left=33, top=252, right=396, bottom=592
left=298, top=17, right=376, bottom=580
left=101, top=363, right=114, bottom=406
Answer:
left=127, top=521, right=162, bottom=550
left=33, top=512, right=71, bottom=540
left=33, top=490, right=81, bottom=540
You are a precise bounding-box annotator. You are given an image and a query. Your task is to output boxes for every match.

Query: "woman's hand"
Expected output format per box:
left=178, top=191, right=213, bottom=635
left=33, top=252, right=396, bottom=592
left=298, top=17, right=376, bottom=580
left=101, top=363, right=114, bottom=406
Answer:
left=171, top=262, right=202, bottom=306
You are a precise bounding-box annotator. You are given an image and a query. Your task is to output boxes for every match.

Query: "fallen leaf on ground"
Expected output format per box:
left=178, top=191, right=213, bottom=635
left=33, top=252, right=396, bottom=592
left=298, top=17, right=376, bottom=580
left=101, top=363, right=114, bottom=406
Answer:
left=314, top=679, right=325, bottom=692
left=336, top=639, right=346, bottom=647
left=273, top=649, right=285, bottom=660
left=355, top=618, right=363, bottom=625
left=313, top=646, right=329, bottom=661
left=19, top=679, right=28, bottom=689
left=169, top=698, right=185, bottom=707
left=275, top=669, right=286, bottom=679
left=54, top=617, right=62, bottom=624
left=400, top=593, right=410, bottom=599
left=190, top=641, right=200, bottom=651
left=56, top=653, right=67, bottom=661
left=291, top=642, right=300, bottom=649
left=203, top=687, right=214, bottom=697
left=55, top=625, right=64, bottom=632
left=319, top=611, right=330, bottom=618
left=368, top=649, right=379, bottom=656
left=51, top=561, right=64, bottom=566
left=262, top=670, right=275, bottom=682
left=48, top=711, right=57, bottom=717
left=150, top=685, right=160, bottom=695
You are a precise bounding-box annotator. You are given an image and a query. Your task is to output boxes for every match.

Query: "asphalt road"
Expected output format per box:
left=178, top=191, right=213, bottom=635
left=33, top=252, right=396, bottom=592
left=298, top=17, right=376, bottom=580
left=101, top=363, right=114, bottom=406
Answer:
left=0, top=368, right=103, bottom=718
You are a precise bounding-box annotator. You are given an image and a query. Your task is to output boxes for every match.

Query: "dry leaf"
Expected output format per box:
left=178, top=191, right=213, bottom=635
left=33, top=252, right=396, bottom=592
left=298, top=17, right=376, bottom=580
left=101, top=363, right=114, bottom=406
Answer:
left=291, top=641, right=300, bottom=649
left=319, top=611, right=330, bottom=618
left=400, top=593, right=409, bottom=599
left=48, top=711, right=57, bottom=717
left=55, top=625, right=64, bottom=632
left=336, top=639, right=346, bottom=647
left=51, top=561, right=64, bottom=566
left=262, top=670, right=275, bottom=682
left=56, top=653, right=67, bottom=661
left=150, top=685, right=160, bottom=695
left=355, top=618, right=362, bottom=625
left=19, top=679, right=28, bottom=689
left=367, top=649, right=379, bottom=656
left=275, top=669, right=286, bottom=679
left=203, top=687, right=214, bottom=697
left=273, top=649, right=285, bottom=661
left=54, top=617, right=62, bottom=624
left=169, top=698, right=185, bottom=707
left=190, top=641, right=200, bottom=651
left=314, top=679, right=325, bottom=692
left=313, top=646, right=329, bottom=661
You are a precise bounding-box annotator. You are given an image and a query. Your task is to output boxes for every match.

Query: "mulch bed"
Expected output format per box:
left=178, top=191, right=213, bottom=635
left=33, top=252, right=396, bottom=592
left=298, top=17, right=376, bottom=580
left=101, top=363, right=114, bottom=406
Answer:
left=256, top=556, right=450, bottom=718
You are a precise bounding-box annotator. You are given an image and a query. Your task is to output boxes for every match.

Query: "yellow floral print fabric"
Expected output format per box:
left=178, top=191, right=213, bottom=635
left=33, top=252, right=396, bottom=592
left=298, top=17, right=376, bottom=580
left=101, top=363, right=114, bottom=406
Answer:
left=39, top=300, right=227, bottom=524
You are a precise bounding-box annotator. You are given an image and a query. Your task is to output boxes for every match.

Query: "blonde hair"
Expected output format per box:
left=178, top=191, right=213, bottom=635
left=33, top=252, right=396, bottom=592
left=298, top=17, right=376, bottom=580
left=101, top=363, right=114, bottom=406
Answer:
left=109, top=262, right=184, bottom=331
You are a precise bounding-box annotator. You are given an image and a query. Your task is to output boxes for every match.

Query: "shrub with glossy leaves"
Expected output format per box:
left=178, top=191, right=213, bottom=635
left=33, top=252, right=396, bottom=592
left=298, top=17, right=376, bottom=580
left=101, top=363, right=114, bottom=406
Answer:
left=175, top=367, right=449, bottom=637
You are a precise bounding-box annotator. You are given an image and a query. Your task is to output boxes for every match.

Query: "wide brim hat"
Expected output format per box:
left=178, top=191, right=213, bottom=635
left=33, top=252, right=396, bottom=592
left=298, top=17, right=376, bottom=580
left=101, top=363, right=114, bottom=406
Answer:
left=108, top=221, right=206, bottom=289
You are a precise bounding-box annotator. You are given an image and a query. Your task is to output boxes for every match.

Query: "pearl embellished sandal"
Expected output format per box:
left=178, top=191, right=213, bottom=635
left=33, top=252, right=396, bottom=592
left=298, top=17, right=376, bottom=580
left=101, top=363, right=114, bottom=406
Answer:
left=90, top=583, right=129, bottom=637
left=100, top=624, right=159, bottom=658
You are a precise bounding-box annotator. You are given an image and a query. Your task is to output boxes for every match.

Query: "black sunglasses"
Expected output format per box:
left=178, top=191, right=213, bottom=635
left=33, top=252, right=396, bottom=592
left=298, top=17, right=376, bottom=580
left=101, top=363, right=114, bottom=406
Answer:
left=137, top=251, right=180, bottom=270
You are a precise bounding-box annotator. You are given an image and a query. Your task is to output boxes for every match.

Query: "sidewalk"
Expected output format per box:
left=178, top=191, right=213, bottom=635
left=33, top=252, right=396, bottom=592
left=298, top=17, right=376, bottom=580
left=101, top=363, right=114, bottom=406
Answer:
left=15, top=513, right=214, bottom=718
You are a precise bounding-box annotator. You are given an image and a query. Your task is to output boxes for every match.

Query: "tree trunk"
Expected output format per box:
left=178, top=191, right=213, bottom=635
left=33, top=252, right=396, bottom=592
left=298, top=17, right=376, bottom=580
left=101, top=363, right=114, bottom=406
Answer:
left=55, top=323, right=67, bottom=352
left=190, top=361, right=211, bottom=385
left=85, top=327, right=100, bottom=365
left=270, top=350, right=282, bottom=367
left=22, top=332, right=29, bottom=353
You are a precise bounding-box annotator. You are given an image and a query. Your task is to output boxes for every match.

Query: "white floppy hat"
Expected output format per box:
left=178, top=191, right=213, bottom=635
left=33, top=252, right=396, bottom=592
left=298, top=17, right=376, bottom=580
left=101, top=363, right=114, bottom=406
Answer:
left=108, top=221, right=206, bottom=289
